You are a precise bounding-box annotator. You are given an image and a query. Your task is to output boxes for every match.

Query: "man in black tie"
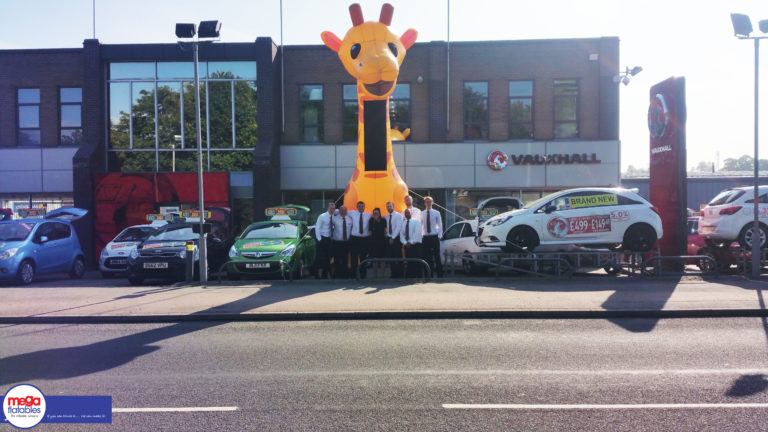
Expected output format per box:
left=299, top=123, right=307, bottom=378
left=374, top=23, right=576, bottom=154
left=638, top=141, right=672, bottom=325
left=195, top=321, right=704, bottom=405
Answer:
left=421, top=196, right=444, bottom=277
left=385, top=201, right=404, bottom=278
left=314, top=201, right=335, bottom=279
left=399, top=209, right=423, bottom=278
left=331, top=205, right=354, bottom=279
left=348, top=201, right=372, bottom=279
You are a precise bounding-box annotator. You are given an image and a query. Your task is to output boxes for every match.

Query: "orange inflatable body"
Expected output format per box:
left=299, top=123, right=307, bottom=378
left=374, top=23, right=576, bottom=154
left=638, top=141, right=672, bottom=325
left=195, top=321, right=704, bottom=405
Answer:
left=321, top=3, right=417, bottom=213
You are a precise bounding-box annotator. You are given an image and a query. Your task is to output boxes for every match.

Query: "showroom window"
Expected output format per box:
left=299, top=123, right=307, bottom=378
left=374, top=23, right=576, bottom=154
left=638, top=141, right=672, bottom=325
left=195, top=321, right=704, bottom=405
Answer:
left=389, top=83, right=410, bottom=141
left=463, top=82, right=489, bottom=140
left=18, top=88, right=41, bottom=146
left=554, top=79, right=579, bottom=139
left=300, top=84, right=324, bottom=143
left=509, top=81, right=533, bottom=140
left=107, top=61, right=257, bottom=172
left=342, top=84, right=358, bottom=142
left=60, top=88, right=83, bottom=146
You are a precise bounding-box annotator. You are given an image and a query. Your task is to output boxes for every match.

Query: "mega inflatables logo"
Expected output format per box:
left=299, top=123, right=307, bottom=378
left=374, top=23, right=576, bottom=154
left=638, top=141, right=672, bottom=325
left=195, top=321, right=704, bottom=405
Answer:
left=3, top=384, right=46, bottom=428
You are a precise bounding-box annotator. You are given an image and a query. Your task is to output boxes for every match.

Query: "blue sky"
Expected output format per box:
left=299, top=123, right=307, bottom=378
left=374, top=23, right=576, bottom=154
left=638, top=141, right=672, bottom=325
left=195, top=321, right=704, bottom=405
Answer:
left=1, top=0, right=766, bottom=171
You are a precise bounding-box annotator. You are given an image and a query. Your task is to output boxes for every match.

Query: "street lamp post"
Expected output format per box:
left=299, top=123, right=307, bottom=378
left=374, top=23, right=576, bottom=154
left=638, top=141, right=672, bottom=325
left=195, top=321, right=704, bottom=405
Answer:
left=731, top=14, right=768, bottom=278
left=176, top=20, right=221, bottom=285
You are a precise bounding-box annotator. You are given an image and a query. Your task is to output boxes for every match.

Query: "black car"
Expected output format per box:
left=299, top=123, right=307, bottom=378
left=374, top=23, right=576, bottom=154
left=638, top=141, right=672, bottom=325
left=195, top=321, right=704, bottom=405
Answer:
left=126, top=208, right=233, bottom=284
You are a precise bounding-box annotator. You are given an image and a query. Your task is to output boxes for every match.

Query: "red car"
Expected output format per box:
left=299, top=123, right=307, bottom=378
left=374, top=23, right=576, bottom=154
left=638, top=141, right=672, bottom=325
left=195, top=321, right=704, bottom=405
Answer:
left=687, top=217, right=741, bottom=272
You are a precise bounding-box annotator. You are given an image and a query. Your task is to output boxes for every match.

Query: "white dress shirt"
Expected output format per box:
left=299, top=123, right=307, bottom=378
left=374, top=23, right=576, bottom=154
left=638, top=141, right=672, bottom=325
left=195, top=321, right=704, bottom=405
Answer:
left=421, top=208, right=443, bottom=238
left=348, top=210, right=372, bottom=238
left=315, top=211, right=334, bottom=240
left=399, top=217, right=423, bottom=245
left=331, top=214, right=354, bottom=241
left=385, top=211, right=404, bottom=240
left=404, top=206, right=421, bottom=222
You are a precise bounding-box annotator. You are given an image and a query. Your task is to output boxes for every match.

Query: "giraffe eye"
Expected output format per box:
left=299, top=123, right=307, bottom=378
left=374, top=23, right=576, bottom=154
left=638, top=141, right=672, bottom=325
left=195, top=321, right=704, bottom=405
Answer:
left=351, top=43, right=361, bottom=59
left=388, top=43, right=398, bottom=57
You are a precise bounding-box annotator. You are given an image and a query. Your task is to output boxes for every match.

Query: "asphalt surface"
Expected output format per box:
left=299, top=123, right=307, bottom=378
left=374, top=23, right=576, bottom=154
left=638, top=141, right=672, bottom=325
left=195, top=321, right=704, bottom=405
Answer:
left=4, top=319, right=768, bottom=431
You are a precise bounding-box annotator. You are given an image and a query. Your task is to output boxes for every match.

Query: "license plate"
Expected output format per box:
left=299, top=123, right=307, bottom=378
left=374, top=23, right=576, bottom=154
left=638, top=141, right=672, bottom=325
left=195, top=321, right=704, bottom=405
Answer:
left=144, top=262, right=168, bottom=269
left=112, top=259, right=128, bottom=265
left=245, top=263, right=270, bottom=269
left=699, top=226, right=715, bottom=233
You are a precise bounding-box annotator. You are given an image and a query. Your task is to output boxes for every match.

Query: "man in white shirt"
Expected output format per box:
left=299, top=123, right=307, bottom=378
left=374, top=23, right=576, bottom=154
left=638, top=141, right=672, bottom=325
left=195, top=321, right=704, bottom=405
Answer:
left=347, top=201, right=372, bottom=279
left=399, top=208, right=423, bottom=278
left=403, top=195, right=421, bottom=221
left=385, top=201, right=404, bottom=278
left=421, top=196, right=444, bottom=278
left=314, top=201, right=335, bottom=279
left=331, top=205, right=354, bottom=279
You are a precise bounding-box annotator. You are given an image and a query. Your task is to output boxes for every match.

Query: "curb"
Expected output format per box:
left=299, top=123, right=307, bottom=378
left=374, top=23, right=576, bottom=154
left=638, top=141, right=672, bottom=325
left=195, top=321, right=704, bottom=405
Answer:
left=3, top=308, right=768, bottom=324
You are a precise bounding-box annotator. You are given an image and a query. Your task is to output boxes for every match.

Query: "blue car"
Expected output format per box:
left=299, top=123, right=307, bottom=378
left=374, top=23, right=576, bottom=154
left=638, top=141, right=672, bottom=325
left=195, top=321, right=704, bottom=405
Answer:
left=0, top=207, right=88, bottom=285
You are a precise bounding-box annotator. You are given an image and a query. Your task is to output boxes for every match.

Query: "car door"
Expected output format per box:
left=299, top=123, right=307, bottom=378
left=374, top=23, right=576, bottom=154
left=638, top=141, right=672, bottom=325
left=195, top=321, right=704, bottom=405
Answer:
left=32, top=222, right=61, bottom=273
left=440, top=223, right=464, bottom=266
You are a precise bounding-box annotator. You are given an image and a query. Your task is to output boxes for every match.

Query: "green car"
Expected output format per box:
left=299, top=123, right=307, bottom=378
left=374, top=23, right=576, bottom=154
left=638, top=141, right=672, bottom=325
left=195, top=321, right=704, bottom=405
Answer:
left=227, top=205, right=316, bottom=280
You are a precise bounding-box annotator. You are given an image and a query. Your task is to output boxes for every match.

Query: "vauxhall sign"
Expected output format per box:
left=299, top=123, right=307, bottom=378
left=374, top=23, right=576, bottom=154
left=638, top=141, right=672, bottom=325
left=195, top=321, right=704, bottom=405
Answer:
left=487, top=151, right=601, bottom=170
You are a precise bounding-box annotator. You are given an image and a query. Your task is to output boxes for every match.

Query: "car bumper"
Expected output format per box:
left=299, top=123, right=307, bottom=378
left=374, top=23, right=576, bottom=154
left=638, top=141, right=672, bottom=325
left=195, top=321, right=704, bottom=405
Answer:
left=128, top=257, right=188, bottom=281
left=0, top=254, right=24, bottom=280
left=699, top=218, right=743, bottom=241
left=100, top=256, right=131, bottom=273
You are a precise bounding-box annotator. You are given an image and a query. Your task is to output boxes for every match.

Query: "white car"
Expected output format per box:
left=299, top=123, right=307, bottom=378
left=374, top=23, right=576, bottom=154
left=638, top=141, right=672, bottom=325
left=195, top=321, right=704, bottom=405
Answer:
left=99, top=222, right=166, bottom=277
left=477, top=187, right=663, bottom=252
left=699, top=185, right=768, bottom=249
left=440, top=219, right=500, bottom=274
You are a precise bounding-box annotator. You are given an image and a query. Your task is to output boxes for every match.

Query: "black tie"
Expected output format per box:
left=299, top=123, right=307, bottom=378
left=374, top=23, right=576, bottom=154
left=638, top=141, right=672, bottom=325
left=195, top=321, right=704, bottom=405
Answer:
left=389, top=214, right=392, bottom=235
left=426, top=210, right=431, bottom=234
left=330, top=213, right=334, bottom=236
left=343, top=218, right=347, bottom=241
left=405, top=220, right=410, bottom=241
left=359, top=212, right=363, bottom=234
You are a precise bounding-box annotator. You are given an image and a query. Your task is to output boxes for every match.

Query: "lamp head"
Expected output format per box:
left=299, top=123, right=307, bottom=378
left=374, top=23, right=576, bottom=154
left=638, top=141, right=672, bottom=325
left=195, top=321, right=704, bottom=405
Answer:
left=760, top=19, right=768, bottom=34
left=175, top=23, right=196, bottom=38
left=629, top=66, right=643, bottom=76
left=731, top=13, right=753, bottom=37
left=198, top=20, right=221, bottom=38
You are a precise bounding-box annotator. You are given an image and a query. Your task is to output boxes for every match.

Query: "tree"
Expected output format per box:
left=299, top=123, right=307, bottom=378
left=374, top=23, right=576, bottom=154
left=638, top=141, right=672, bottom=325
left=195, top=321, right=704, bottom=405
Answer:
left=622, top=165, right=649, bottom=177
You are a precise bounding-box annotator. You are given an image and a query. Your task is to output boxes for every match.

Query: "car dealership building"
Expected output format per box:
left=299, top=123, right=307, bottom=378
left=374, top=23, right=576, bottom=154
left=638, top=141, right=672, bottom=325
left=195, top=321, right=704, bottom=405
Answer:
left=0, top=36, right=622, bottom=263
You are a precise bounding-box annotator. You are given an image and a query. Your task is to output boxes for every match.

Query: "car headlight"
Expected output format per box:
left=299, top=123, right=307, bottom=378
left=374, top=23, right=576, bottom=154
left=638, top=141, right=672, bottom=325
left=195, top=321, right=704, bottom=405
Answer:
left=229, top=245, right=239, bottom=258
left=0, top=247, right=19, bottom=260
left=487, top=215, right=514, bottom=227
left=178, top=250, right=186, bottom=259
left=130, top=249, right=138, bottom=259
left=100, top=248, right=109, bottom=259
left=280, top=244, right=296, bottom=257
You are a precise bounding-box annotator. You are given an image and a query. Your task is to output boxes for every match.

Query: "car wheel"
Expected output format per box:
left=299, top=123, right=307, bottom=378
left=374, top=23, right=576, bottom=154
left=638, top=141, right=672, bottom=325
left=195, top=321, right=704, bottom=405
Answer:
left=501, top=227, right=539, bottom=253
left=461, top=252, right=484, bottom=275
left=738, top=224, right=768, bottom=249
left=705, top=238, right=729, bottom=250
left=69, top=257, right=86, bottom=279
left=696, top=248, right=718, bottom=273
left=15, top=260, right=35, bottom=285
left=603, top=263, right=621, bottom=275
left=128, top=276, right=144, bottom=285
left=623, top=223, right=657, bottom=252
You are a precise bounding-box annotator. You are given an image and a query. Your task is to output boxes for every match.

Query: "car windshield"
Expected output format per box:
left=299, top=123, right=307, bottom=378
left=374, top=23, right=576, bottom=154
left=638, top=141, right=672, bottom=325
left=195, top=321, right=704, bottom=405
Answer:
left=0, top=222, right=36, bottom=241
left=243, top=223, right=298, bottom=239
left=524, top=191, right=563, bottom=209
left=114, top=227, right=156, bottom=242
left=147, top=225, right=197, bottom=241
left=708, top=189, right=745, bottom=206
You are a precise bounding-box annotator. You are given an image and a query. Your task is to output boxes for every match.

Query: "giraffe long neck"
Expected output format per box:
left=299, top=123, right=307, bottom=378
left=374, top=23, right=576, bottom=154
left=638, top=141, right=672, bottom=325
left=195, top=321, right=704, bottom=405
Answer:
left=358, top=90, right=391, bottom=172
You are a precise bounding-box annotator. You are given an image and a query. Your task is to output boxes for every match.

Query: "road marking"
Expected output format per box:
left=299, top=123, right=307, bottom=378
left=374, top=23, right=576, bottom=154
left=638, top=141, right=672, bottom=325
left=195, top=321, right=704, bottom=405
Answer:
left=443, top=403, right=768, bottom=410
left=113, top=407, right=238, bottom=413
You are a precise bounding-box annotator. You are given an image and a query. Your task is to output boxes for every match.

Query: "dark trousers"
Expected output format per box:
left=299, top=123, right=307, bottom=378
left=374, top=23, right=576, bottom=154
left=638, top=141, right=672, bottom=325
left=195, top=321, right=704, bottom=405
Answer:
left=422, top=235, right=443, bottom=277
left=404, top=243, right=423, bottom=278
left=388, top=237, right=404, bottom=278
left=350, top=236, right=370, bottom=279
left=332, top=240, right=350, bottom=279
left=317, top=237, right=333, bottom=278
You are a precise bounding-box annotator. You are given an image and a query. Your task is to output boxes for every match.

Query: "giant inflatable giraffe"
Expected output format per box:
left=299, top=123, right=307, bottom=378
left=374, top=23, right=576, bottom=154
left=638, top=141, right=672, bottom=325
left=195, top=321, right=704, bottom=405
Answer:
left=321, top=3, right=417, bottom=213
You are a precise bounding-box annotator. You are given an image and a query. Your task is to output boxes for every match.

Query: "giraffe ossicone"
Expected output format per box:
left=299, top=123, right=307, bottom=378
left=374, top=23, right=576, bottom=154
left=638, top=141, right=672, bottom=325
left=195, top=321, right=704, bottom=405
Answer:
left=321, top=3, right=417, bottom=213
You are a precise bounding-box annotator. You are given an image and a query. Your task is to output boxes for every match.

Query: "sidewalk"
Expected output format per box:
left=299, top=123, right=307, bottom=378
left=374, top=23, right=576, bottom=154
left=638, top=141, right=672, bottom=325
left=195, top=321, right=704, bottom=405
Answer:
left=3, top=274, right=768, bottom=323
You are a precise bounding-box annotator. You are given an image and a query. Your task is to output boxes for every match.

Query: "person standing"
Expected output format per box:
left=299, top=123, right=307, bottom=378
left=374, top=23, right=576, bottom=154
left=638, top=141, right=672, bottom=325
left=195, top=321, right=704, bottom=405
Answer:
left=399, top=208, right=423, bottom=278
left=331, top=205, right=353, bottom=279
left=385, top=201, right=404, bottom=278
left=368, top=208, right=388, bottom=278
left=421, top=196, right=444, bottom=278
left=403, top=195, right=422, bottom=221
left=314, top=201, right=335, bottom=279
left=348, top=201, right=372, bottom=279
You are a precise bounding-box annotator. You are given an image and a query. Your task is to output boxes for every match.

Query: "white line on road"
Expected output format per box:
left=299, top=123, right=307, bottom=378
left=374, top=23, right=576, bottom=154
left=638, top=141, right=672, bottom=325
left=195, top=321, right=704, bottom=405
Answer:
left=113, top=407, right=238, bottom=413
left=443, top=403, right=768, bottom=410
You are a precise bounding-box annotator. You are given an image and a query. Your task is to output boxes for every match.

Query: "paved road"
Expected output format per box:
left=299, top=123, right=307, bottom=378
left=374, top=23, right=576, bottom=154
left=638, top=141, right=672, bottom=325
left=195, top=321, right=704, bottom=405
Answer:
left=4, top=318, right=768, bottom=431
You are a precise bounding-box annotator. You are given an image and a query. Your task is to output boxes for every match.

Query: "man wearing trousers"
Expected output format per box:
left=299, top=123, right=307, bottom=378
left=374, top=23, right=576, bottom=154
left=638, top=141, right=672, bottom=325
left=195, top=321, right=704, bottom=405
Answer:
left=348, top=201, right=372, bottom=279
left=385, top=201, right=404, bottom=278
left=421, top=196, right=444, bottom=278
left=399, top=209, right=423, bottom=278
left=314, top=201, right=335, bottom=279
left=331, top=205, right=354, bottom=279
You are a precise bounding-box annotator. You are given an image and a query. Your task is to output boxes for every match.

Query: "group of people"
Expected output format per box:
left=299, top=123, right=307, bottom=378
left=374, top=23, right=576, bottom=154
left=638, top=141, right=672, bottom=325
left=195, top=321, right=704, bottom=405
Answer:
left=314, top=195, right=444, bottom=279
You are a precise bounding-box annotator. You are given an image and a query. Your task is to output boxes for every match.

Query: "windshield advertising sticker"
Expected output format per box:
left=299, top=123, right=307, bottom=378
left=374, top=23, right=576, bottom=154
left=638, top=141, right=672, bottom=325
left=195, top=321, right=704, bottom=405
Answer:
left=565, top=194, right=617, bottom=209
left=243, top=240, right=283, bottom=248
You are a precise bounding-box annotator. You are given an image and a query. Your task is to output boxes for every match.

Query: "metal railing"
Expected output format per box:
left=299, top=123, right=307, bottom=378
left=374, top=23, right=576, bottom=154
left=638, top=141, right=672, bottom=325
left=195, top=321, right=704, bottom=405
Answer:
left=494, top=257, right=573, bottom=278
left=641, top=255, right=719, bottom=277
left=356, top=258, right=432, bottom=282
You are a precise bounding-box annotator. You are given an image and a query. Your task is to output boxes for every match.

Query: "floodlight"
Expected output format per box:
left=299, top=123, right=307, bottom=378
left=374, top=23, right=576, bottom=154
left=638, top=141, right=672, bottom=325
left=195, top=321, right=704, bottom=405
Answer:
left=759, top=20, right=768, bottom=34
left=731, top=13, right=753, bottom=37
left=175, top=23, right=196, bottom=38
left=629, top=66, right=643, bottom=76
left=198, top=20, right=221, bottom=38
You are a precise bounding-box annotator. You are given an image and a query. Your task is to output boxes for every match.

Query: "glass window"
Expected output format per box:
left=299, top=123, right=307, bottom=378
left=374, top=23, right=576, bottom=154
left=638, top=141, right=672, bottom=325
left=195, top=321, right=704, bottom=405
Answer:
left=208, top=61, right=257, bottom=80
left=389, top=83, right=410, bottom=141
left=460, top=223, right=476, bottom=238
left=509, top=81, right=533, bottom=140
left=443, top=223, right=462, bottom=240
left=60, top=87, right=83, bottom=146
left=234, top=81, right=258, bottom=148
left=109, top=82, right=130, bottom=149
left=157, top=62, right=194, bottom=79
left=132, top=82, right=156, bottom=149
left=342, top=84, right=358, bottom=142
left=182, top=81, right=206, bottom=149
left=209, top=81, right=233, bottom=148
left=463, top=82, right=488, bottom=140
left=18, top=89, right=40, bottom=146
left=110, top=62, right=156, bottom=80
left=300, top=85, right=323, bottom=143
left=554, top=79, right=579, bottom=139
left=157, top=82, right=181, bottom=150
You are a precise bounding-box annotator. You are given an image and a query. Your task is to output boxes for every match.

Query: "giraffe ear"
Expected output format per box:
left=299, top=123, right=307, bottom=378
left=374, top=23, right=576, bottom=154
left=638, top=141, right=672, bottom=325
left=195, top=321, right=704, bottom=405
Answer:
left=400, top=28, right=418, bottom=50
left=321, top=31, right=342, bottom=53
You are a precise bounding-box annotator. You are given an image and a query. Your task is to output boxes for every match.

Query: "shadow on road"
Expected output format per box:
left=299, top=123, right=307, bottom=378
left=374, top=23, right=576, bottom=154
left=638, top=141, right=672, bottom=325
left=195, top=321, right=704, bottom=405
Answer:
left=725, top=282, right=768, bottom=398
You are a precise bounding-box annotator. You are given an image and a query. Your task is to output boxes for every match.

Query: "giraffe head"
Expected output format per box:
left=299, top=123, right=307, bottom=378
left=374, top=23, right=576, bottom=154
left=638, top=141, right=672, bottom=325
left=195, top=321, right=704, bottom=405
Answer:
left=321, top=3, right=418, bottom=100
